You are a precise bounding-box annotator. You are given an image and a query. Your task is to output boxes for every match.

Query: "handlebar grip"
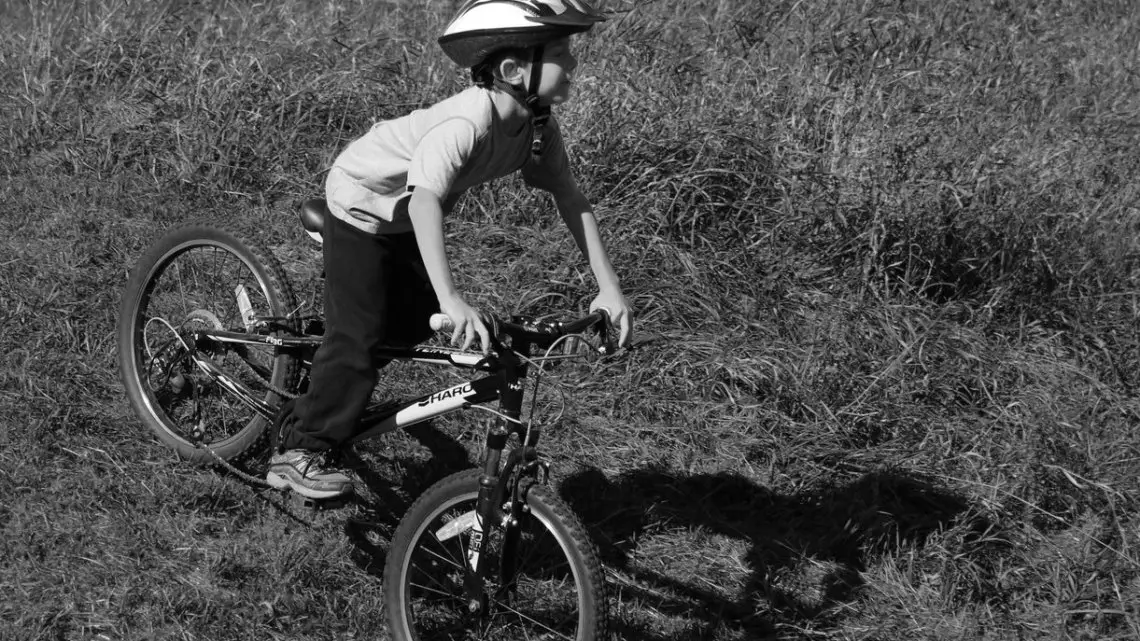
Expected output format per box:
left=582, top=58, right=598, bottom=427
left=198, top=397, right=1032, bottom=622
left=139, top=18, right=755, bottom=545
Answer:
left=592, top=308, right=617, bottom=355
left=429, top=313, right=454, bottom=332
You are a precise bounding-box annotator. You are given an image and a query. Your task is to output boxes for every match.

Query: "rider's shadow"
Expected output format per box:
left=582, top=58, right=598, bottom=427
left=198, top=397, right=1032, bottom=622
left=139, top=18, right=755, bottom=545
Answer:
left=561, top=466, right=972, bottom=639
left=343, top=421, right=476, bottom=575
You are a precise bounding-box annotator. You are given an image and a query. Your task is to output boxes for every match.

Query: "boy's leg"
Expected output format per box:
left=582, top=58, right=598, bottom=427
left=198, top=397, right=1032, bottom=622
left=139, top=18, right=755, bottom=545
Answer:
left=384, top=232, right=440, bottom=347
left=269, top=214, right=395, bottom=498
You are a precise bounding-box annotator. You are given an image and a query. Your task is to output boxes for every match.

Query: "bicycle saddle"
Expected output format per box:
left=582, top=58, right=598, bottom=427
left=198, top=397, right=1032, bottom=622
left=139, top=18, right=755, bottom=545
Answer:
left=298, top=198, right=328, bottom=242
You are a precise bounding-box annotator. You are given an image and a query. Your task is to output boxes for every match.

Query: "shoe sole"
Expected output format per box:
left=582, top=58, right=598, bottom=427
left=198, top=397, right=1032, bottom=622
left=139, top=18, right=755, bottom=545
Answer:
left=266, top=470, right=350, bottom=500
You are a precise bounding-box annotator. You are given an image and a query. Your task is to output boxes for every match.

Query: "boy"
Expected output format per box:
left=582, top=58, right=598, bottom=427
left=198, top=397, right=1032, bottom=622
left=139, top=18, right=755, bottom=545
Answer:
left=267, top=0, right=633, bottom=499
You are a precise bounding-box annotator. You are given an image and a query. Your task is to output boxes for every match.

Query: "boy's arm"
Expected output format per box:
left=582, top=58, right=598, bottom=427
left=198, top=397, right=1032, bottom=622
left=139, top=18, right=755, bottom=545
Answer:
left=551, top=181, right=634, bottom=347
left=408, top=187, right=491, bottom=353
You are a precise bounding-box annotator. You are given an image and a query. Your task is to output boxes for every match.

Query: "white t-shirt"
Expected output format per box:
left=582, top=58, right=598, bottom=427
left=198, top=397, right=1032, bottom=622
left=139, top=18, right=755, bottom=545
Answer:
left=325, top=86, right=570, bottom=235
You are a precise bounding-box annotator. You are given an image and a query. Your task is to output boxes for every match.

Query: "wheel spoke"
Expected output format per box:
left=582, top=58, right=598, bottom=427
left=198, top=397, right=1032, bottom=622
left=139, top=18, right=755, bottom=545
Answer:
left=409, top=557, right=465, bottom=596
left=389, top=475, right=601, bottom=640
left=485, top=601, right=577, bottom=640
left=121, top=228, right=298, bottom=463
left=408, top=579, right=464, bottom=601
left=415, top=535, right=467, bottom=573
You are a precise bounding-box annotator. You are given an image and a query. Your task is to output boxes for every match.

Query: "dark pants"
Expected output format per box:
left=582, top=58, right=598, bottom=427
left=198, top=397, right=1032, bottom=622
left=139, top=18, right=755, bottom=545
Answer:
left=276, top=213, right=438, bottom=452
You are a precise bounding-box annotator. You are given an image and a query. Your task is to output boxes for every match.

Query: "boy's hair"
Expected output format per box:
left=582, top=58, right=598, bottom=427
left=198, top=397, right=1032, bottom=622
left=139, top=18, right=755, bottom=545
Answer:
left=471, top=47, right=533, bottom=89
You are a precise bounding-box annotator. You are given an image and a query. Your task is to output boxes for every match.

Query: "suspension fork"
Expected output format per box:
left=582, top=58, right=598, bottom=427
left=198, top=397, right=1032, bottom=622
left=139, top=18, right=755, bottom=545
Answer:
left=463, top=342, right=537, bottom=611
left=497, top=434, right=546, bottom=601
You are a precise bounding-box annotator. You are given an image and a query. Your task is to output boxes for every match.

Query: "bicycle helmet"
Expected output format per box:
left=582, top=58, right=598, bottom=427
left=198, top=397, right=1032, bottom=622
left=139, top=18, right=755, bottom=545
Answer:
left=438, top=0, right=606, bottom=156
left=439, top=0, right=606, bottom=69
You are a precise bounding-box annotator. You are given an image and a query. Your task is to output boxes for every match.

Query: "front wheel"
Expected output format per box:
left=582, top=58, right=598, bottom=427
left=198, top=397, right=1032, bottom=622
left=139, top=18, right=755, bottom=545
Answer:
left=384, top=469, right=608, bottom=640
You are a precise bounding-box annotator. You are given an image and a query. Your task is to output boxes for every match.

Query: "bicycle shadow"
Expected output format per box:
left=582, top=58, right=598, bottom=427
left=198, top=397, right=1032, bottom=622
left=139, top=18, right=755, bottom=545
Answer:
left=560, top=466, right=972, bottom=639
left=343, top=421, right=476, bottom=576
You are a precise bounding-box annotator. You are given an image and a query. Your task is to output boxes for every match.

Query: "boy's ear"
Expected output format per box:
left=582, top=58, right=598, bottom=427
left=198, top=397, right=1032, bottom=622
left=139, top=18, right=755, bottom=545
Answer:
left=496, top=55, right=528, bottom=87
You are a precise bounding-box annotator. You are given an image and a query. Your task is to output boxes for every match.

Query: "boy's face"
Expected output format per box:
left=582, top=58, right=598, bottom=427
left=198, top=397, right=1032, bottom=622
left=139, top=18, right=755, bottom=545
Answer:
left=527, top=37, right=578, bottom=106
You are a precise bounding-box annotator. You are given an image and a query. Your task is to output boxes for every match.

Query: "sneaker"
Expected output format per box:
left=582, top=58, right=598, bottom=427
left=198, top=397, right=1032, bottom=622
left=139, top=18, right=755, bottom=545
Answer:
left=266, top=449, right=353, bottom=499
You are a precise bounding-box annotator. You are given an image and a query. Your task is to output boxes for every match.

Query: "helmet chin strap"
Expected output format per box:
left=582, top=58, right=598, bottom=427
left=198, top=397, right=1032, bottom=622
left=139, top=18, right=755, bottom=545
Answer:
left=493, top=44, right=550, bottom=158
left=525, top=44, right=549, bottom=158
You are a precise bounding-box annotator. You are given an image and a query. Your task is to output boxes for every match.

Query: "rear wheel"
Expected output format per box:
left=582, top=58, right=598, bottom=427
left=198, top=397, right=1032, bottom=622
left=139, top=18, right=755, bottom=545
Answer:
left=384, top=469, right=608, bottom=640
left=117, top=224, right=300, bottom=463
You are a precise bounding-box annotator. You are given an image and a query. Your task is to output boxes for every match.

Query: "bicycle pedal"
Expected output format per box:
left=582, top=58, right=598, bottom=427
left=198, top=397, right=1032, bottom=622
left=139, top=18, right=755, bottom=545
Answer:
left=287, top=492, right=349, bottom=512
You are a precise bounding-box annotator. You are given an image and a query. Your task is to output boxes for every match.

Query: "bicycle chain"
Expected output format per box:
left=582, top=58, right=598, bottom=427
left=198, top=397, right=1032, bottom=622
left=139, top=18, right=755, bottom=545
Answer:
left=198, top=440, right=273, bottom=487
left=184, top=330, right=309, bottom=489
left=232, top=350, right=301, bottom=401
left=181, top=353, right=291, bottom=489
left=195, top=441, right=344, bottom=522
left=191, top=353, right=343, bottom=520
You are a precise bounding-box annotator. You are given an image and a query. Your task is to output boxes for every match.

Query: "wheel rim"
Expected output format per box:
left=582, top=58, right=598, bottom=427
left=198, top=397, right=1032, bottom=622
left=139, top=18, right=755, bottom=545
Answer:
left=399, top=491, right=587, bottom=640
left=128, top=240, right=284, bottom=449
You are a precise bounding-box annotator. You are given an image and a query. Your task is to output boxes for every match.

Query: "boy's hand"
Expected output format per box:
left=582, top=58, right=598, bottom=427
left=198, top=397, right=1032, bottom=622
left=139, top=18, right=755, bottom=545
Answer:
left=439, top=295, right=491, bottom=354
left=589, top=290, right=633, bottom=348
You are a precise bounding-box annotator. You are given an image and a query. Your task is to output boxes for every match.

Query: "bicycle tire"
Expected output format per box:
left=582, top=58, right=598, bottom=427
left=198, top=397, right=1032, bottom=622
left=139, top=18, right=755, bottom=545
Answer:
left=384, top=469, right=608, bottom=640
left=117, top=224, right=300, bottom=463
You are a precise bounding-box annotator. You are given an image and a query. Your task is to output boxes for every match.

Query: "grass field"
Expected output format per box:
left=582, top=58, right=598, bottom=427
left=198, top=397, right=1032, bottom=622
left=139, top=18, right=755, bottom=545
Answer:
left=3, top=0, right=1140, bottom=639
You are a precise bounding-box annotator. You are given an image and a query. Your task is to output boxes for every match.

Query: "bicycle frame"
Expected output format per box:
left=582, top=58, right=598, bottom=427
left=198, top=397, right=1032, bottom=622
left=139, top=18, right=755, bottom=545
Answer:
left=189, top=313, right=601, bottom=609
left=193, top=324, right=540, bottom=550
left=187, top=327, right=526, bottom=440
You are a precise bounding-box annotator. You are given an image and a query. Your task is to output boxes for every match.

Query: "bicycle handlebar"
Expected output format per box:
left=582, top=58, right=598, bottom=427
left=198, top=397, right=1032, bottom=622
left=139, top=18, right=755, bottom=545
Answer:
left=429, top=310, right=616, bottom=356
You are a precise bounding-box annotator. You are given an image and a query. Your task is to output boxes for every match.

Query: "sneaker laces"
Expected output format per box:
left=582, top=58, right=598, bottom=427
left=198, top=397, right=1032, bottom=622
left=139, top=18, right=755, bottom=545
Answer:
left=295, top=450, right=338, bottom=477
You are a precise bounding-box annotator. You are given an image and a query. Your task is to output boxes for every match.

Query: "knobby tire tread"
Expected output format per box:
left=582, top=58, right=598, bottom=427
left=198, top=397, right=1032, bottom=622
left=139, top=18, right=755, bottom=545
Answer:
left=526, top=483, right=609, bottom=637
left=384, top=469, right=608, bottom=641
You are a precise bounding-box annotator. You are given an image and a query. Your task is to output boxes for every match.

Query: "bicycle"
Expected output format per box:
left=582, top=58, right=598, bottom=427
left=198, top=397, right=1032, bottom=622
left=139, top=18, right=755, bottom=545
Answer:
left=116, top=200, right=617, bottom=640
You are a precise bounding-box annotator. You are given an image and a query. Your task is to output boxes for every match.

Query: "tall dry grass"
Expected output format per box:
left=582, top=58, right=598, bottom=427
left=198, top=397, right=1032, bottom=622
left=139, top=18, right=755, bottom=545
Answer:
left=3, top=0, right=1139, bottom=639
